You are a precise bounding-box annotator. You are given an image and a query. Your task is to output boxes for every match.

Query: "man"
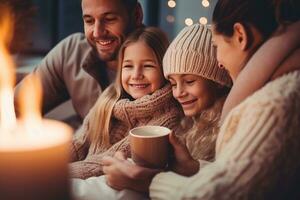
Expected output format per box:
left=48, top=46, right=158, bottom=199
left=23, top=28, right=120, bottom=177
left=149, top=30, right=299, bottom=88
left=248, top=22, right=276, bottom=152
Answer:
left=14, top=0, right=143, bottom=122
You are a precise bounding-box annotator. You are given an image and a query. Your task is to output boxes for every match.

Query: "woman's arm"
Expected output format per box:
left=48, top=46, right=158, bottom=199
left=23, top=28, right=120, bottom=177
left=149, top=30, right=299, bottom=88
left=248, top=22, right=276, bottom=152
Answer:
left=221, top=21, right=300, bottom=123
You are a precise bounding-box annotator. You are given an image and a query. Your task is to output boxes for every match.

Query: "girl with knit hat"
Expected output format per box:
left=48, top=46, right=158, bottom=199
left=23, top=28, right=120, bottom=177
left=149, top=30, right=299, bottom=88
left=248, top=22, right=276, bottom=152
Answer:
left=68, top=27, right=183, bottom=179
left=161, top=24, right=231, bottom=175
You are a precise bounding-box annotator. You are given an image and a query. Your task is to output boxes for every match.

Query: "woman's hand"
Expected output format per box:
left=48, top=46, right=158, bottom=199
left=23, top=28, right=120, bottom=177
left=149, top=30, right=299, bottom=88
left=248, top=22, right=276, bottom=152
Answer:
left=169, top=132, right=199, bottom=176
left=101, top=152, right=161, bottom=193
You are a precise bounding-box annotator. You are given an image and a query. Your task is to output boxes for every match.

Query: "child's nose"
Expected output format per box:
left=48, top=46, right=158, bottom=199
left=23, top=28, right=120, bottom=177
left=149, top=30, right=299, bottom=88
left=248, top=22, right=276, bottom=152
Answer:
left=174, top=85, right=186, bottom=98
left=132, top=68, right=143, bottom=79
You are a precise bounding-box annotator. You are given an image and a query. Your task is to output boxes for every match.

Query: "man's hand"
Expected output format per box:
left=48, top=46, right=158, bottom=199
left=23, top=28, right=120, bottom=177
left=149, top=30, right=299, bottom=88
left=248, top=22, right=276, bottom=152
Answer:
left=101, top=152, right=161, bottom=193
left=169, top=132, right=199, bottom=176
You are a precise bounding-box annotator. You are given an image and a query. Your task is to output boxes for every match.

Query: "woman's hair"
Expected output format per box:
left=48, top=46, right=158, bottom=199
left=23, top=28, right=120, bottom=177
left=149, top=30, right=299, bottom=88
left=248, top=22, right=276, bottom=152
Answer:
left=212, top=0, right=278, bottom=48
left=88, top=27, right=169, bottom=152
left=273, top=0, right=300, bottom=23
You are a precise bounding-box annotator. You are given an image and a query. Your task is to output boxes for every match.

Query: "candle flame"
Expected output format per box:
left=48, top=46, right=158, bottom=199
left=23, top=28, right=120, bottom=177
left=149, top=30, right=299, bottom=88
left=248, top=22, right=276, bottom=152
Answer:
left=0, top=6, right=16, bottom=129
left=0, top=5, right=72, bottom=153
left=0, top=5, right=14, bottom=51
left=17, top=74, right=43, bottom=125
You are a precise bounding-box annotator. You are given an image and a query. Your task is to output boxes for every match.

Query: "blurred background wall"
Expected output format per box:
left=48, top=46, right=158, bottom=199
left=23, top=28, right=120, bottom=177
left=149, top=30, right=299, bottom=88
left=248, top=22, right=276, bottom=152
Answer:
left=14, top=0, right=216, bottom=56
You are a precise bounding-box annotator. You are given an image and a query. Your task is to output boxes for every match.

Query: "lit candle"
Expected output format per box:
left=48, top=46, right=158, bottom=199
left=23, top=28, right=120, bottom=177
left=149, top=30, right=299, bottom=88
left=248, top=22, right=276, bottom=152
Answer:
left=0, top=120, right=72, bottom=200
left=0, top=6, right=73, bottom=200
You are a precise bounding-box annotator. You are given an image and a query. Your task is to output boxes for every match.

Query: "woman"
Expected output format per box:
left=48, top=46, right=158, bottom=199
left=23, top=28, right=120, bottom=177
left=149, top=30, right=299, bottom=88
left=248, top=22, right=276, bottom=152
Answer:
left=214, top=0, right=300, bottom=123
left=102, top=0, right=300, bottom=199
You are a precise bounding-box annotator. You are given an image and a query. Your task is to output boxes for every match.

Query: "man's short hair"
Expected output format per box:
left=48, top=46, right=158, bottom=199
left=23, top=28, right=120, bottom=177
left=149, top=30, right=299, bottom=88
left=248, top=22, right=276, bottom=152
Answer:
left=80, top=0, right=138, bottom=13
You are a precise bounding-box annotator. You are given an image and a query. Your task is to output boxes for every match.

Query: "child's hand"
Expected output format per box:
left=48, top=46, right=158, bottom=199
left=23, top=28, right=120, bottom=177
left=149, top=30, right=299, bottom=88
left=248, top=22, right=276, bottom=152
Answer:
left=169, top=132, right=199, bottom=176
left=101, top=152, right=161, bottom=193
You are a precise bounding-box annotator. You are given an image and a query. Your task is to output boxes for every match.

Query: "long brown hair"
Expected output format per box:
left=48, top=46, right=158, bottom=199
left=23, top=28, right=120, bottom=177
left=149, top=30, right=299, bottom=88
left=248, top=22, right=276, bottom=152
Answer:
left=88, top=27, right=169, bottom=152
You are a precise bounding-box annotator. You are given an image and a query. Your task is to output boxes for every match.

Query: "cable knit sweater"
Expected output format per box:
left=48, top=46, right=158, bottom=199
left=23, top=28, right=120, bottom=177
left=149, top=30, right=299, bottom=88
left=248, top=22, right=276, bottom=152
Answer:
left=150, top=71, right=300, bottom=200
left=69, top=84, right=183, bottom=179
left=177, top=97, right=225, bottom=162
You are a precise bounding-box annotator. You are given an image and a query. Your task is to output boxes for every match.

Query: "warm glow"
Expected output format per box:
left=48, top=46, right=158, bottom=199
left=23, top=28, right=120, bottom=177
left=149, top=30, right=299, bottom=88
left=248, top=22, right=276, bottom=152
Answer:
left=185, top=18, right=194, bottom=26
left=202, top=0, right=210, bottom=7
left=199, top=17, right=208, bottom=25
left=168, top=0, right=176, bottom=8
left=0, top=6, right=16, bottom=130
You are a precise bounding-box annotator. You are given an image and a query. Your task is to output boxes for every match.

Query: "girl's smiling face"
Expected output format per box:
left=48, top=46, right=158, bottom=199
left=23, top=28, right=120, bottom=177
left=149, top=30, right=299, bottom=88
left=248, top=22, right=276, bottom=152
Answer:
left=169, top=74, right=216, bottom=117
left=121, top=41, right=165, bottom=99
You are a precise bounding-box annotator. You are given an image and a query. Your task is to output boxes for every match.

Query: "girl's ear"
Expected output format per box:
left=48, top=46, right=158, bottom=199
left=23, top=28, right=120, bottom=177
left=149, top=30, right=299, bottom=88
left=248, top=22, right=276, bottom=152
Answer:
left=233, top=23, right=248, bottom=51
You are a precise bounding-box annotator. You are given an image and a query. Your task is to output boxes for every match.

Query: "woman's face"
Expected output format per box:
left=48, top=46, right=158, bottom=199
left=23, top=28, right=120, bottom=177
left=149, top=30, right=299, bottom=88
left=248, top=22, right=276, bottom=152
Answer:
left=169, top=74, right=215, bottom=117
left=211, top=27, right=249, bottom=81
left=121, top=41, right=165, bottom=99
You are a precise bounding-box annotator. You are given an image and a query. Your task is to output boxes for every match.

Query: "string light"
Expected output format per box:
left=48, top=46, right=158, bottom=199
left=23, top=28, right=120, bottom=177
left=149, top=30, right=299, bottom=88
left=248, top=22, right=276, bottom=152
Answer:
left=166, top=1, right=210, bottom=27
left=199, top=17, right=208, bottom=25
left=166, top=15, right=175, bottom=23
left=168, top=0, right=176, bottom=8
left=202, top=0, right=210, bottom=7
left=185, top=18, right=193, bottom=26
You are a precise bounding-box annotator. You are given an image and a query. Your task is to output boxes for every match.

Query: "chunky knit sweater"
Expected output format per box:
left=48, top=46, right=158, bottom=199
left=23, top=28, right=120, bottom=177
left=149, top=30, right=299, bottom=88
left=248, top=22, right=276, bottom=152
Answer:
left=69, top=84, right=183, bottom=179
left=150, top=71, right=300, bottom=200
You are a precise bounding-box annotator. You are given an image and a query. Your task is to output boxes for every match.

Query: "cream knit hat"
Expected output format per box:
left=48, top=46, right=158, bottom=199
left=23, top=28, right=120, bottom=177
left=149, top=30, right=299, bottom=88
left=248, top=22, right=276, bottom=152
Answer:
left=163, top=24, right=232, bottom=87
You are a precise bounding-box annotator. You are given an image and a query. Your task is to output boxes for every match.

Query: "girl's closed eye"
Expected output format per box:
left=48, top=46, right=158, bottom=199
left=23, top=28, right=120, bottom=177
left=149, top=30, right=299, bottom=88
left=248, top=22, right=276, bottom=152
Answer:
left=170, top=82, right=177, bottom=88
left=168, top=78, right=177, bottom=88
left=144, top=64, right=155, bottom=68
left=185, top=80, right=196, bottom=85
left=122, top=64, right=133, bottom=69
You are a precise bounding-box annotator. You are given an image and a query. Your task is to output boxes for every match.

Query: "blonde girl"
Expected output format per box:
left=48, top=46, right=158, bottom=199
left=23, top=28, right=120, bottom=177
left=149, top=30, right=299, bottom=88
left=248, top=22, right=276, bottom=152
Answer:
left=69, top=27, right=182, bottom=179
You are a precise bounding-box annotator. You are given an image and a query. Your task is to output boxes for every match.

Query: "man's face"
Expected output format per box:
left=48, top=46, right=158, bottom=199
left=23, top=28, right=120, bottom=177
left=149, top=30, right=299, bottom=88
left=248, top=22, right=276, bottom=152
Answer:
left=82, top=0, right=137, bottom=61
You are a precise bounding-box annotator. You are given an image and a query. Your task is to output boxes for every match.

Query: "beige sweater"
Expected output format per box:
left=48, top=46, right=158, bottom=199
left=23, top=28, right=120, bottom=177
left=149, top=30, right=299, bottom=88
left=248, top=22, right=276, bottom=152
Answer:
left=150, top=71, right=300, bottom=199
left=69, top=84, right=183, bottom=179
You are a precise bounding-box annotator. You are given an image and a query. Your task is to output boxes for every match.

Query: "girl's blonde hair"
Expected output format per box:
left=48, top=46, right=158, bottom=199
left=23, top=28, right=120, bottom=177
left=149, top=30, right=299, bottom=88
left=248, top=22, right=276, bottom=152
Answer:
left=88, top=27, right=169, bottom=152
